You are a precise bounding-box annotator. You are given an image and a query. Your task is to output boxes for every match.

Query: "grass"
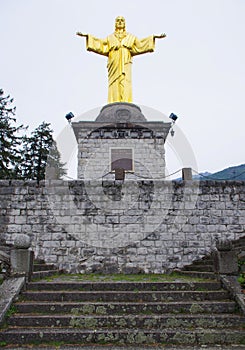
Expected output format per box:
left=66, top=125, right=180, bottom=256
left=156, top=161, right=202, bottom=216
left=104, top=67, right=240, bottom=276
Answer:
left=238, top=273, right=245, bottom=288
left=34, top=340, right=65, bottom=347
left=36, top=272, right=213, bottom=283
left=6, top=305, right=17, bottom=318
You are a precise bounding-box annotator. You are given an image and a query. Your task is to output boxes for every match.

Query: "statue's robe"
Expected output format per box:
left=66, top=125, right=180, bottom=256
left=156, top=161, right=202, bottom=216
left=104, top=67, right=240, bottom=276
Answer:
left=86, top=33, right=155, bottom=103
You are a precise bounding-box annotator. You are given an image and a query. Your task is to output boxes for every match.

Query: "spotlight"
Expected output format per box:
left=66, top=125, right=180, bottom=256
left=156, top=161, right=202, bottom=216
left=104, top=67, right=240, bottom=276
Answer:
left=65, top=112, right=74, bottom=123
left=169, top=113, right=178, bottom=122
left=169, top=113, right=178, bottom=138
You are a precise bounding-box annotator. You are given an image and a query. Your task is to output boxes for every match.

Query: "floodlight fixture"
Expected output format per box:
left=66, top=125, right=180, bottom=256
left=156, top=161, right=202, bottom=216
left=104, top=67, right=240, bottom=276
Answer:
left=169, top=113, right=178, bottom=122
left=65, top=112, right=74, bottom=123
left=169, top=113, right=178, bottom=137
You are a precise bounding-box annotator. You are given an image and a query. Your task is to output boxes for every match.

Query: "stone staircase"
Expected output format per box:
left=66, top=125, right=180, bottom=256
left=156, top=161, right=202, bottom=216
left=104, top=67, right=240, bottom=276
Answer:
left=174, top=255, right=216, bottom=280
left=32, top=259, right=61, bottom=279
left=0, top=272, right=245, bottom=347
left=183, top=256, right=214, bottom=273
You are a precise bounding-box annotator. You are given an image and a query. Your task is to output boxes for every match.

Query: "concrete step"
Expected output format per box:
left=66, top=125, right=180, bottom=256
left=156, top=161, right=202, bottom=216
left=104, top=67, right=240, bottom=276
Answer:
left=2, top=271, right=243, bottom=347
left=8, top=314, right=245, bottom=329
left=0, top=328, right=245, bottom=346
left=233, top=237, right=245, bottom=247
left=15, top=301, right=237, bottom=315
left=183, top=265, right=214, bottom=272
left=173, top=270, right=216, bottom=279
left=192, top=259, right=213, bottom=266
left=26, top=281, right=222, bottom=291
left=33, top=264, right=57, bottom=272
left=31, top=270, right=60, bottom=279
left=21, top=290, right=230, bottom=302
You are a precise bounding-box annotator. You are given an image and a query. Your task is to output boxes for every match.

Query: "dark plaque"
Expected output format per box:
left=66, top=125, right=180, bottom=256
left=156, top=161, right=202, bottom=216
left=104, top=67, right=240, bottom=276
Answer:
left=111, top=148, right=133, bottom=172
left=115, top=168, right=125, bottom=180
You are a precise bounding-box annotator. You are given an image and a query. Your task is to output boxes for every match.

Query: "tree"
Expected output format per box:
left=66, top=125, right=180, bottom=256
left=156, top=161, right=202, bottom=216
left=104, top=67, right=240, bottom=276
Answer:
left=21, top=122, right=53, bottom=182
left=21, top=122, right=66, bottom=182
left=0, top=89, right=66, bottom=181
left=0, top=89, right=25, bottom=179
left=46, top=140, right=67, bottom=179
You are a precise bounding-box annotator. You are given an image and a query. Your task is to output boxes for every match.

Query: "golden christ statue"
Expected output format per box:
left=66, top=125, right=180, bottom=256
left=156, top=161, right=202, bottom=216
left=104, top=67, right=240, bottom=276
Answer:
left=76, top=16, right=166, bottom=103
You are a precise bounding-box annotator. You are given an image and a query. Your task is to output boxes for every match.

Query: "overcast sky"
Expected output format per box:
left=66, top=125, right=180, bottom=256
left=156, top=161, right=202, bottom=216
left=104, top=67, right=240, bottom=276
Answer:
left=1, top=0, right=244, bottom=177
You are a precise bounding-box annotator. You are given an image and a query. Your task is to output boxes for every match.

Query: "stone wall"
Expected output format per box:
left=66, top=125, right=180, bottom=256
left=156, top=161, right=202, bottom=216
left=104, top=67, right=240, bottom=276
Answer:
left=0, top=179, right=244, bottom=273
left=78, top=137, right=166, bottom=180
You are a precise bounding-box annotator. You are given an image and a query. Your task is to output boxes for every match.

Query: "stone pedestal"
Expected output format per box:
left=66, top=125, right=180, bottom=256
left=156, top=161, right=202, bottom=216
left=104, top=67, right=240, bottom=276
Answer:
left=10, top=249, right=31, bottom=275
left=10, top=234, right=33, bottom=278
left=72, top=103, right=171, bottom=179
left=214, top=250, right=238, bottom=275
left=214, top=240, right=239, bottom=275
left=182, top=168, right=193, bottom=180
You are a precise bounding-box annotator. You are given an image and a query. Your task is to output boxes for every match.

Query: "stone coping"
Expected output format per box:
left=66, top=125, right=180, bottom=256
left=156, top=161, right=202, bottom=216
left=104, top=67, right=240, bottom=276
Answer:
left=0, top=179, right=244, bottom=187
left=0, top=277, right=25, bottom=325
left=219, top=275, right=245, bottom=315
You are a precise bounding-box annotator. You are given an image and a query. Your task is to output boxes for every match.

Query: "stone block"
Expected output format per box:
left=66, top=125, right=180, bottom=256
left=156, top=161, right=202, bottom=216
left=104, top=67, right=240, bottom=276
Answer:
left=188, top=216, right=199, bottom=225
left=174, top=215, right=188, bottom=224
left=14, top=216, right=27, bottom=224
left=207, top=224, right=219, bottom=233
left=121, top=264, right=144, bottom=274
left=6, top=225, right=20, bottom=233
left=182, top=168, right=192, bottom=180
left=53, top=247, right=67, bottom=255
left=239, top=216, right=245, bottom=225
left=52, top=233, right=65, bottom=240
left=141, top=240, right=155, bottom=247
left=61, top=241, right=76, bottom=248
left=45, top=255, right=58, bottom=263
left=196, top=224, right=208, bottom=233
left=137, top=247, right=148, bottom=255
left=0, top=187, right=14, bottom=195
left=120, top=216, right=143, bottom=224
left=13, top=202, right=27, bottom=209
left=27, top=216, right=41, bottom=224
left=182, top=225, right=196, bottom=233
left=214, top=250, right=239, bottom=275
left=106, top=215, right=119, bottom=224
left=43, top=241, right=60, bottom=248
left=227, top=224, right=244, bottom=233
left=128, top=232, right=144, bottom=242
left=20, top=225, right=32, bottom=233
left=10, top=249, right=32, bottom=276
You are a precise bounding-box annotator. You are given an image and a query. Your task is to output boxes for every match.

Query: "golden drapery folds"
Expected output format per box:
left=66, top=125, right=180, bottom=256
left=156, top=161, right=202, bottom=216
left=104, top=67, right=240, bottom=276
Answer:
left=86, top=33, right=155, bottom=103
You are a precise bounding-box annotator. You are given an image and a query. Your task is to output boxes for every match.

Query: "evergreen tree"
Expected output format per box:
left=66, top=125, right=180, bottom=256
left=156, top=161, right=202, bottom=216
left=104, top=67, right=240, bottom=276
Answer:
left=21, top=122, right=53, bottom=182
left=46, top=140, right=67, bottom=179
left=21, top=122, right=66, bottom=182
left=19, top=134, right=35, bottom=180
left=0, top=89, right=25, bottom=179
left=0, top=89, right=66, bottom=181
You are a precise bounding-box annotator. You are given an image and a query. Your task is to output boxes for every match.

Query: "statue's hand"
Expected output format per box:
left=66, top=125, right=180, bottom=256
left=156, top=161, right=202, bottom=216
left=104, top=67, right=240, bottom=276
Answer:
left=76, top=32, right=88, bottom=37
left=154, top=33, right=166, bottom=39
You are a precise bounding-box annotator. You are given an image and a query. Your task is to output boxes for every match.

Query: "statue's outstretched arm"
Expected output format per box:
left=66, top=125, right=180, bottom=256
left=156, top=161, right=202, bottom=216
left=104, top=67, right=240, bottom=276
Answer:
left=154, top=33, right=167, bottom=39
left=76, top=32, right=88, bottom=37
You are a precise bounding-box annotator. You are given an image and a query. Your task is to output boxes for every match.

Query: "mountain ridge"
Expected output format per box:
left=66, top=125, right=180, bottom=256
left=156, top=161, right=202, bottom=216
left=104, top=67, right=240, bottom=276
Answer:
left=175, top=164, right=245, bottom=181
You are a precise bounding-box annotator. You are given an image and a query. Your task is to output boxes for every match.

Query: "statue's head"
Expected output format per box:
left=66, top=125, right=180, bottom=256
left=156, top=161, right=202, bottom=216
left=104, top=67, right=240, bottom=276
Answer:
left=115, top=16, right=126, bottom=31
